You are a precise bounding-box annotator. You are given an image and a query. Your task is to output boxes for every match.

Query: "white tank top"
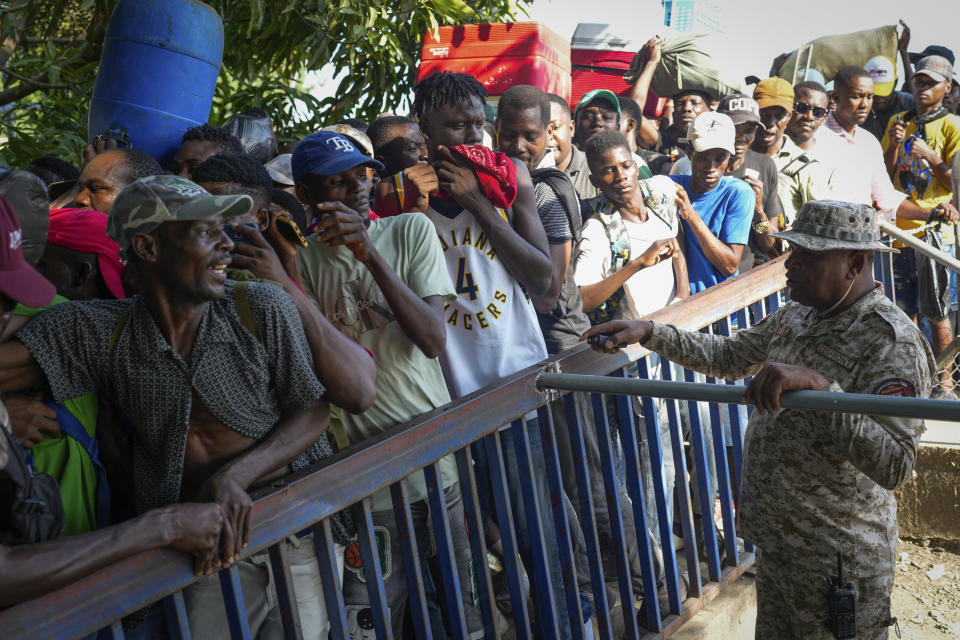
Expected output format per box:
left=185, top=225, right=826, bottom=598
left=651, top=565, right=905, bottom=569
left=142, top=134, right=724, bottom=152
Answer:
left=423, top=204, right=548, bottom=400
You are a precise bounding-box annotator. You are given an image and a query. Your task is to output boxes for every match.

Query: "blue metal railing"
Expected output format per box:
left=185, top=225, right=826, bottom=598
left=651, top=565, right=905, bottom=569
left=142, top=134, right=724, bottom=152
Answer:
left=0, top=257, right=790, bottom=640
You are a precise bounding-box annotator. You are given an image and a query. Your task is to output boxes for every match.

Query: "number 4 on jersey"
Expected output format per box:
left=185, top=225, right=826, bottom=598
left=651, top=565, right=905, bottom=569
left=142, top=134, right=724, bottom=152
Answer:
left=455, top=257, right=479, bottom=301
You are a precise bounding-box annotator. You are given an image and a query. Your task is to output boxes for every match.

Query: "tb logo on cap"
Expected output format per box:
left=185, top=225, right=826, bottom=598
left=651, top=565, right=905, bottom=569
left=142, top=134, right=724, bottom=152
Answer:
left=8, top=228, right=21, bottom=250
left=327, top=137, right=355, bottom=153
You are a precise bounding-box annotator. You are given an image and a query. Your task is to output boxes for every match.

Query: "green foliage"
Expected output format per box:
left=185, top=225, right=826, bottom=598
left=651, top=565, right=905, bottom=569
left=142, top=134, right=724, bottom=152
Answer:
left=0, top=0, right=530, bottom=169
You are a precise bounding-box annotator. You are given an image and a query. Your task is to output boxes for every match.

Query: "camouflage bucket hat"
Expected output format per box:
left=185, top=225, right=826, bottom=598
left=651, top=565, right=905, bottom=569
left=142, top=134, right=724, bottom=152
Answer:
left=107, top=175, right=253, bottom=250
left=772, top=200, right=896, bottom=253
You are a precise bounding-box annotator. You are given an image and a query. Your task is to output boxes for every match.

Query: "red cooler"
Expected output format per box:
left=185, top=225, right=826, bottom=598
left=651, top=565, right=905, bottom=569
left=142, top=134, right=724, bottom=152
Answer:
left=570, top=23, right=667, bottom=117
left=418, top=22, right=571, bottom=103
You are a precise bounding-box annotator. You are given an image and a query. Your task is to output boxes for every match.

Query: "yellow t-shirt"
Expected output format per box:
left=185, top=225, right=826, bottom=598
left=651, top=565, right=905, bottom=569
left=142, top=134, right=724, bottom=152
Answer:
left=883, top=110, right=960, bottom=244
left=297, top=213, right=458, bottom=511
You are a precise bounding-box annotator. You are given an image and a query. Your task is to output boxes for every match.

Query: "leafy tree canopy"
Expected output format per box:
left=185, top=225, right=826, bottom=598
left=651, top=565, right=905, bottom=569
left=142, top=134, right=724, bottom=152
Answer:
left=0, top=0, right=530, bottom=168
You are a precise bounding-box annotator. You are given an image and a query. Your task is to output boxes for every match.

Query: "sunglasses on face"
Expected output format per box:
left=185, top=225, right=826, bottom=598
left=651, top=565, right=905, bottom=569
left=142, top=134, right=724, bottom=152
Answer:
left=793, top=101, right=827, bottom=119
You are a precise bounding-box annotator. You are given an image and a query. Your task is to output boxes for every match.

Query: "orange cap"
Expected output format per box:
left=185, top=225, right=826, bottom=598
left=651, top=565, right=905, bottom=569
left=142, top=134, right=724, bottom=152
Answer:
left=753, top=77, right=795, bottom=111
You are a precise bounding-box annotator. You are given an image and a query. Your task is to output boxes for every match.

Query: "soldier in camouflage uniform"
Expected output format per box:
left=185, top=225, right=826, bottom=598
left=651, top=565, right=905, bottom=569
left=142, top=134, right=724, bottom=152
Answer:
left=584, top=200, right=935, bottom=639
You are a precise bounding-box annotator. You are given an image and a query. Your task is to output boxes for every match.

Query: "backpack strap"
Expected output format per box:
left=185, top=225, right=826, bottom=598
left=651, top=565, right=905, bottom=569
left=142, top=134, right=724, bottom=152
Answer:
left=233, top=280, right=262, bottom=345
left=44, top=399, right=111, bottom=528
left=781, top=153, right=818, bottom=179
left=530, top=167, right=583, bottom=245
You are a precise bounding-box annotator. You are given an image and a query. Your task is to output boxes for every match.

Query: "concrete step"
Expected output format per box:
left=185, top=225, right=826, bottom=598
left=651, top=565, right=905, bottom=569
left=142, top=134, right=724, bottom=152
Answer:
left=670, top=574, right=757, bottom=640
left=897, top=420, right=960, bottom=541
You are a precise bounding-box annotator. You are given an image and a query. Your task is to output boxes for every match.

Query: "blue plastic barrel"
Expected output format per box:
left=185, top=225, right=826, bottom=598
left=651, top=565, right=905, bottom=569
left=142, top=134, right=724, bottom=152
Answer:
left=88, top=0, right=223, bottom=166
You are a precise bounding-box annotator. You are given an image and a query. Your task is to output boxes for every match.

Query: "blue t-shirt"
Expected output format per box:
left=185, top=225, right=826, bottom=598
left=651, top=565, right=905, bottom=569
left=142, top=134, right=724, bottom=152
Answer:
left=670, top=175, right=754, bottom=293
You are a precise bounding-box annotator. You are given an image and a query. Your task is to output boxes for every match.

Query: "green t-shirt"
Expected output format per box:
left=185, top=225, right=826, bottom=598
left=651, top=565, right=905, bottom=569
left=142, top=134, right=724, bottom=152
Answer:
left=297, top=213, right=457, bottom=511
left=14, top=297, right=100, bottom=536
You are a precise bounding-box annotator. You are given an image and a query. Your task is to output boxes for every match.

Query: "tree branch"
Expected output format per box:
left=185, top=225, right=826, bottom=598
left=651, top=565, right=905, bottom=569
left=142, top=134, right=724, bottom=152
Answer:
left=0, top=65, right=76, bottom=90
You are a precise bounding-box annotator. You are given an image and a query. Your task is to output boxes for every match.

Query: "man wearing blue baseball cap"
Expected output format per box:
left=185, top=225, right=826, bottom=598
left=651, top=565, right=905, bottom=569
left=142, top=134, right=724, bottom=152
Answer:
left=292, top=132, right=483, bottom=637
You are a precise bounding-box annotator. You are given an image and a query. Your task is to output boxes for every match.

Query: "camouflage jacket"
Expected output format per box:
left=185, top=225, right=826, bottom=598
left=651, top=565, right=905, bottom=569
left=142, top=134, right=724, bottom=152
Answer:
left=646, top=286, right=934, bottom=577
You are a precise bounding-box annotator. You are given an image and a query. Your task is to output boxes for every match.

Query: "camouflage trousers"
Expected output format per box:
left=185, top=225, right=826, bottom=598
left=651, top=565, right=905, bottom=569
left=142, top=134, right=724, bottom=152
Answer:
left=755, top=547, right=895, bottom=640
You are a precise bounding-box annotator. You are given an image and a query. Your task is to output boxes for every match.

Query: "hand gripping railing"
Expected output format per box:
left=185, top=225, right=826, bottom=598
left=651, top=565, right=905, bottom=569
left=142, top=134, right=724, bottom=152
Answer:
left=0, top=257, right=791, bottom=640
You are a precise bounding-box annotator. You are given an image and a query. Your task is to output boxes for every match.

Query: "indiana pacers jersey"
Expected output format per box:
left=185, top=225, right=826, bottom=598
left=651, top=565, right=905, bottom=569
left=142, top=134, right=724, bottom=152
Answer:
left=423, top=200, right=548, bottom=400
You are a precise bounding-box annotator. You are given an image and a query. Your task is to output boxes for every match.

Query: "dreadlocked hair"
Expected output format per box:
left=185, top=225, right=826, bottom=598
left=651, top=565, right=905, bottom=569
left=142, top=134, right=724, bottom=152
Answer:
left=412, top=71, right=487, bottom=121
left=270, top=187, right=308, bottom=231
left=584, top=129, right=631, bottom=167
left=181, top=123, right=244, bottom=156
left=191, top=153, right=272, bottom=209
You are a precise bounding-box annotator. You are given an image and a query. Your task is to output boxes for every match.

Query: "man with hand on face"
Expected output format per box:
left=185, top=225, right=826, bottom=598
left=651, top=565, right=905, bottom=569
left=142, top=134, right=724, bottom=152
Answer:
left=669, top=112, right=755, bottom=293
left=191, top=153, right=376, bottom=415
left=672, top=95, right=784, bottom=271
left=291, top=131, right=481, bottom=639
left=415, top=71, right=581, bottom=638
left=883, top=54, right=960, bottom=398
left=367, top=115, right=438, bottom=215
left=0, top=175, right=349, bottom=639
left=584, top=200, right=932, bottom=640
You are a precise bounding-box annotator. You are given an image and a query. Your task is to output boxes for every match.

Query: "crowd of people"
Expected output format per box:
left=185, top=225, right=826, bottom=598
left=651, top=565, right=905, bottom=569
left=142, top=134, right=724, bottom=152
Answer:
left=0, top=19, right=958, bottom=640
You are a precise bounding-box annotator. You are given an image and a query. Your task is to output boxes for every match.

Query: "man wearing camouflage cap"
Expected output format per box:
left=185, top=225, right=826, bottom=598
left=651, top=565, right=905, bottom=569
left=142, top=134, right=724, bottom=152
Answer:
left=0, top=175, right=351, bottom=639
left=585, top=200, right=934, bottom=638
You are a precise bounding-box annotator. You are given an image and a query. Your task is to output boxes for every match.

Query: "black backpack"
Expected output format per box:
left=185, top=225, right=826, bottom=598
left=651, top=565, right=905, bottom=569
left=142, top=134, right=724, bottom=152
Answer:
left=0, top=398, right=64, bottom=545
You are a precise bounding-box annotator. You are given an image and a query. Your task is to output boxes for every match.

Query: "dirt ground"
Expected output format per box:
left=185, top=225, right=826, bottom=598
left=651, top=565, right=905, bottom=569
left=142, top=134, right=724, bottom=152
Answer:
left=893, top=538, right=960, bottom=639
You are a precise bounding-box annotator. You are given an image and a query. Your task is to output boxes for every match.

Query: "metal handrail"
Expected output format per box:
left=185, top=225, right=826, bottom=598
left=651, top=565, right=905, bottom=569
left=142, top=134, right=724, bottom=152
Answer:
left=537, top=374, right=960, bottom=422
left=0, top=257, right=789, bottom=640
left=879, top=220, right=960, bottom=274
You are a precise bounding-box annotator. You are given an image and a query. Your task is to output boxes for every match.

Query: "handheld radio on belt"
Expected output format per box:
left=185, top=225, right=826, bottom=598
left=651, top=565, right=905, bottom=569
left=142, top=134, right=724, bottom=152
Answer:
left=828, top=550, right=856, bottom=639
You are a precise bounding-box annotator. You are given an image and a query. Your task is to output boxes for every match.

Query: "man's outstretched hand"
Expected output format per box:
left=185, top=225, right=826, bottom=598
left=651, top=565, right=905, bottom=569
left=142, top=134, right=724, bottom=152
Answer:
left=744, top=362, right=830, bottom=415
left=581, top=320, right=654, bottom=353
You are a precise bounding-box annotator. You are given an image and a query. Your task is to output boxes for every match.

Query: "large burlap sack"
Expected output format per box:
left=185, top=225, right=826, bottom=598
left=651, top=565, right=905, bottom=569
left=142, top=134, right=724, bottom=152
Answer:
left=777, top=25, right=898, bottom=85
left=642, top=35, right=741, bottom=101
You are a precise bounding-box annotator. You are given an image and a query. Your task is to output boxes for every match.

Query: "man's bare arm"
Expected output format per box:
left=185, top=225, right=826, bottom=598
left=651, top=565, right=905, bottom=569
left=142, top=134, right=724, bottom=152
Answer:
left=0, top=341, right=43, bottom=392
left=312, top=203, right=447, bottom=358
left=230, top=225, right=377, bottom=414
left=532, top=241, right=571, bottom=314
left=676, top=188, right=745, bottom=276
left=436, top=148, right=552, bottom=296
left=194, top=399, right=332, bottom=573
left=0, top=502, right=223, bottom=605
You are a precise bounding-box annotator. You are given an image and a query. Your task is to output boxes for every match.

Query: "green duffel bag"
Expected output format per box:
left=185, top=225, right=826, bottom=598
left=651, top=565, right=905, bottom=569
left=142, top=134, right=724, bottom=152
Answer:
left=626, top=34, right=741, bottom=101
left=777, top=24, right=898, bottom=85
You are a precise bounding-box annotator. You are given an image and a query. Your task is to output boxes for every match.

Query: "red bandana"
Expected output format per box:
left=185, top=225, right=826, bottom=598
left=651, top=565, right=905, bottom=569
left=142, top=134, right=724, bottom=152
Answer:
left=441, top=145, right=517, bottom=209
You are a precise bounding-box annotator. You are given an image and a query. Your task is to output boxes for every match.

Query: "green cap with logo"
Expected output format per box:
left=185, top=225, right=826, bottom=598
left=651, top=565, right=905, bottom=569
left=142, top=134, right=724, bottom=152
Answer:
left=575, top=89, right=622, bottom=119
left=772, top=200, right=896, bottom=253
left=106, top=175, right=253, bottom=250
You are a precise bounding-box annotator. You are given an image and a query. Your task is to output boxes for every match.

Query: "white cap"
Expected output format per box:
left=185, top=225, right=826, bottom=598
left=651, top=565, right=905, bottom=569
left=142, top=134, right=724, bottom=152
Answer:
left=864, top=56, right=896, bottom=97
left=686, top=112, right=736, bottom=155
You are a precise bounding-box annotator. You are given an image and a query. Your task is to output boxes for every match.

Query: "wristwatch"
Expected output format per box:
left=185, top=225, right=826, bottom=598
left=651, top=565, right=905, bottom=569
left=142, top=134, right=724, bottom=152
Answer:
left=753, top=219, right=770, bottom=234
